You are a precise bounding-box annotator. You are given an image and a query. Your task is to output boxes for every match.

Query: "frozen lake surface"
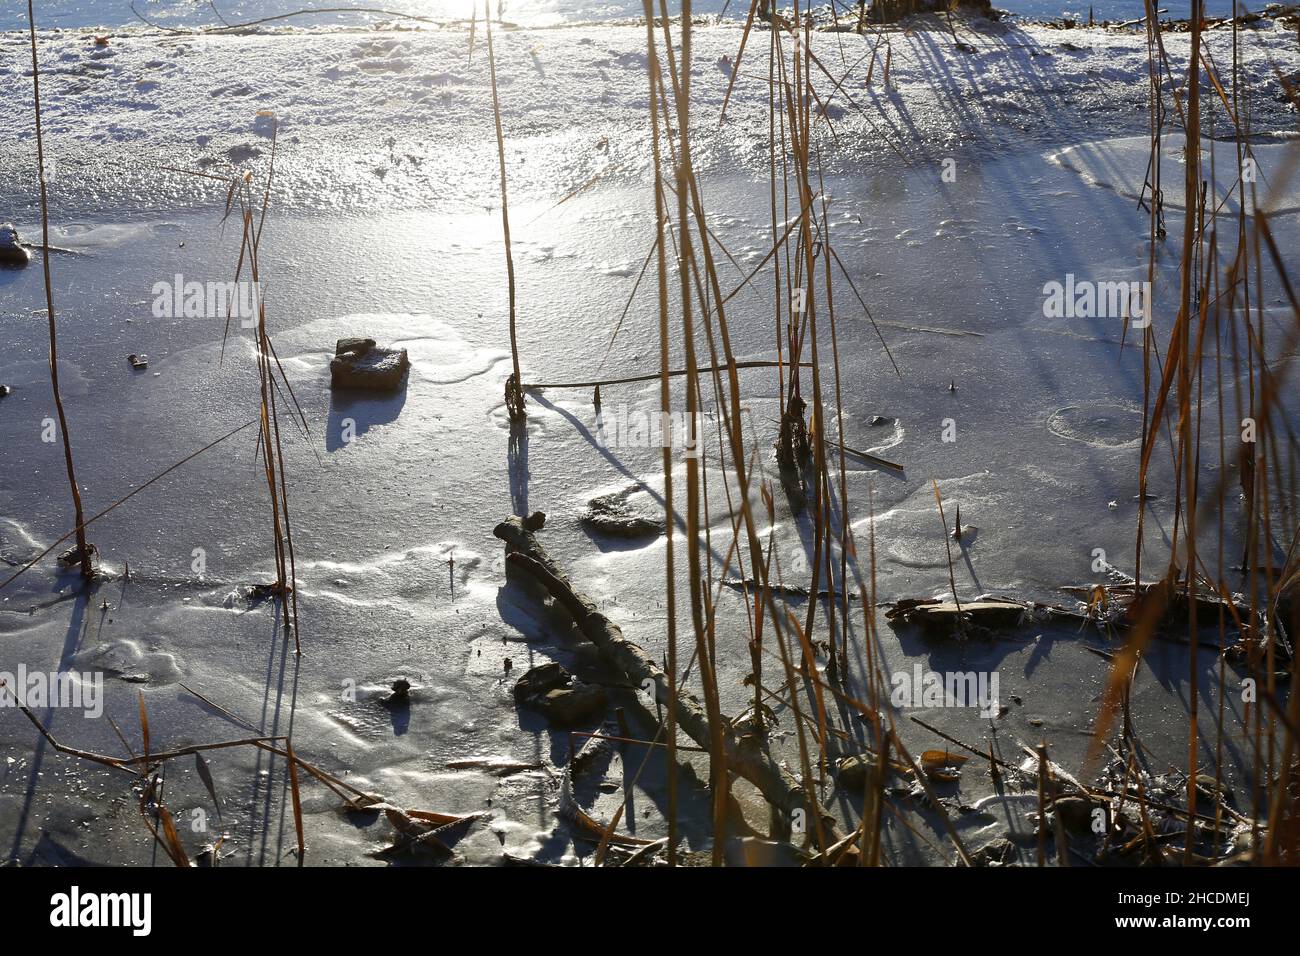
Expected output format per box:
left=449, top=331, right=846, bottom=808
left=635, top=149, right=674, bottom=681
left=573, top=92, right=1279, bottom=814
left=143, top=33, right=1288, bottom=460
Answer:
left=0, top=15, right=1296, bottom=864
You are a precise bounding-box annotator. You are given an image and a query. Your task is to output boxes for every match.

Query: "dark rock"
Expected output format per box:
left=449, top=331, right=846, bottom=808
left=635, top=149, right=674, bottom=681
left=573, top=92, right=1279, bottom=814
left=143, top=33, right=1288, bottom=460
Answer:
left=536, top=685, right=607, bottom=724
left=512, top=662, right=569, bottom=700
left=382, top=678, right=411, bottom=707
left=1005, top=828, right=1040, bottom=848
left=970, top=837, right=1016, bottom=867
left=57, top=542, right=97, bottom=568
left=513, top=662, right=607, bottom=726
left=0, top=224, right=30, bottom=266
left=581, top=493, right=664, bottom=539
left=336, top=337, right=376, bottom=355
left=835, top=753, right=879, bottom=790
left=329, top=337, right=410, bottom=392
left=523, top=511, right=547, bottom=531
left=1051, top=795, right=1101, bottom=834
left=1196, top=774, right=1234, bottom=806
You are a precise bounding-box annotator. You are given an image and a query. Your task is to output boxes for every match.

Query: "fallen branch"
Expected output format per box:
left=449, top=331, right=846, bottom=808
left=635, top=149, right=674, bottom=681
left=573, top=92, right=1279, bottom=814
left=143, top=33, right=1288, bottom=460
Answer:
left=493, top=513, right=845, bottom=851
left=523, top=360, right=809, bottom=391
left=824, top=436, right=905, bottom=473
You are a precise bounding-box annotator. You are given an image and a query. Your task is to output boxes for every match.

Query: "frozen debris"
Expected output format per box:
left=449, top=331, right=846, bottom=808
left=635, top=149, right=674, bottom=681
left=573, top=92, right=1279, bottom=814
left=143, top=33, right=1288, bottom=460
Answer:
left=1224, top=631, right=1294, bottom=670
left=381, top=678, right=411, bottom=708
left=57, top=542, right=97, bottom=569
left=837, top=748, right=964, bottom=789
left=445, top=757, right=544, bottom=777
left=512, top=661, right=607, bottom=726
left=329, top=337, right=410, bottom=392
left=374, top=804, right=483, bottom=859
left=724, top=576, right=860, bottom=601
left=581, top=492, right=664, bottom=539
left=885, top=597, right=1029, bottom=633
left=127, top=353, right=148, bottom=370
left=950, top=504, right=975, bottom=542
left=835, top=753, right=879, bottom=790
left=919, top=749, right=969, bottom=782
left=192, top=841, right=224, bottom=867
left=1050, top=795, right=1106, bottom=834
left=969, top=838, right=1017, bottom=867
left=0, top=224, right=30, bottom=266
left=0, top=385, right=11, bottom=398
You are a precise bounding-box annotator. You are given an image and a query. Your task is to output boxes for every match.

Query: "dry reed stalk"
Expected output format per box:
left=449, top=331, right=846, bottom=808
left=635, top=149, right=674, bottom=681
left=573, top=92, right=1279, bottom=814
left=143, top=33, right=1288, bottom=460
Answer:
left=0, top=419, right=258, bottom=593
left=286, top=739, right=306, bottom=860
left=659, top=0, right=731, bottom=867
left=7, top=673, right=393, bottom=860
left=645, top=2, right=784, bottom=862
left=486, top=2, right=525, bottom=422
left=495, top=515, right=846, bottom=853
left=227, top=125, right=302, bottom=654
left=26, top=1, right=93, bottom=581
left=640, top=0, right=680, bottom=865
left=1083, top=0, right=1300, bottom=863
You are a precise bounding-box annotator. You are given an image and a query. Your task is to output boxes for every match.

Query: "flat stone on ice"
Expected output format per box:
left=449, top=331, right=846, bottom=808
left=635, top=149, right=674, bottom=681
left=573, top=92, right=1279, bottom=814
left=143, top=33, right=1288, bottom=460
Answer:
left=329, top=337, right=410, bottom=392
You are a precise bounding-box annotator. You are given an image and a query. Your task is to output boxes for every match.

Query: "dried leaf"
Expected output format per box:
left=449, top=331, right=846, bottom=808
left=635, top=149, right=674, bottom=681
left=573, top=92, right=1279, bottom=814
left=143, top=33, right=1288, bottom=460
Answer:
left=919, top=749, right=969, bottom=770
left=194, top=751, right=222, bottom=821
left=157, top=806, right=191, bottom=868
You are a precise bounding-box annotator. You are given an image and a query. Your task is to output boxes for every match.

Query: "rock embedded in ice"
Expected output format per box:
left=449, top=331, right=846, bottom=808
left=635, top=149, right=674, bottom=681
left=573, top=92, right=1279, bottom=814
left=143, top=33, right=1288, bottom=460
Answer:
left=512, top=662, right=607, bottom=726
left=0, top=224, right=30, bottom=266
left=1050, top=795, right=1104, bottom=834
left=329, top=337, right=410, bottom=392
left=969, top=838, right=1017, bottom=867
left=536, top=685, right=607, bottom=724
left=834, top=753, right=879, bottom=791
left=886, top=598, right=1027, bottom=633
left=581, top=493, right=664, bottom=539
left=512, top=662, right=566, bottom=699
left=381, top=678, right=411, bottom=707
left=57, top=542, right=98, bottom=569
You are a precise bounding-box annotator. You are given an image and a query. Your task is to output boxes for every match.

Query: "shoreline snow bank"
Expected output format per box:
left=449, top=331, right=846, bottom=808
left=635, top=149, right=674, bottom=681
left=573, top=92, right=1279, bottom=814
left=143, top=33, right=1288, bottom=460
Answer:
left=0, top=18, right=1295, bottom=218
